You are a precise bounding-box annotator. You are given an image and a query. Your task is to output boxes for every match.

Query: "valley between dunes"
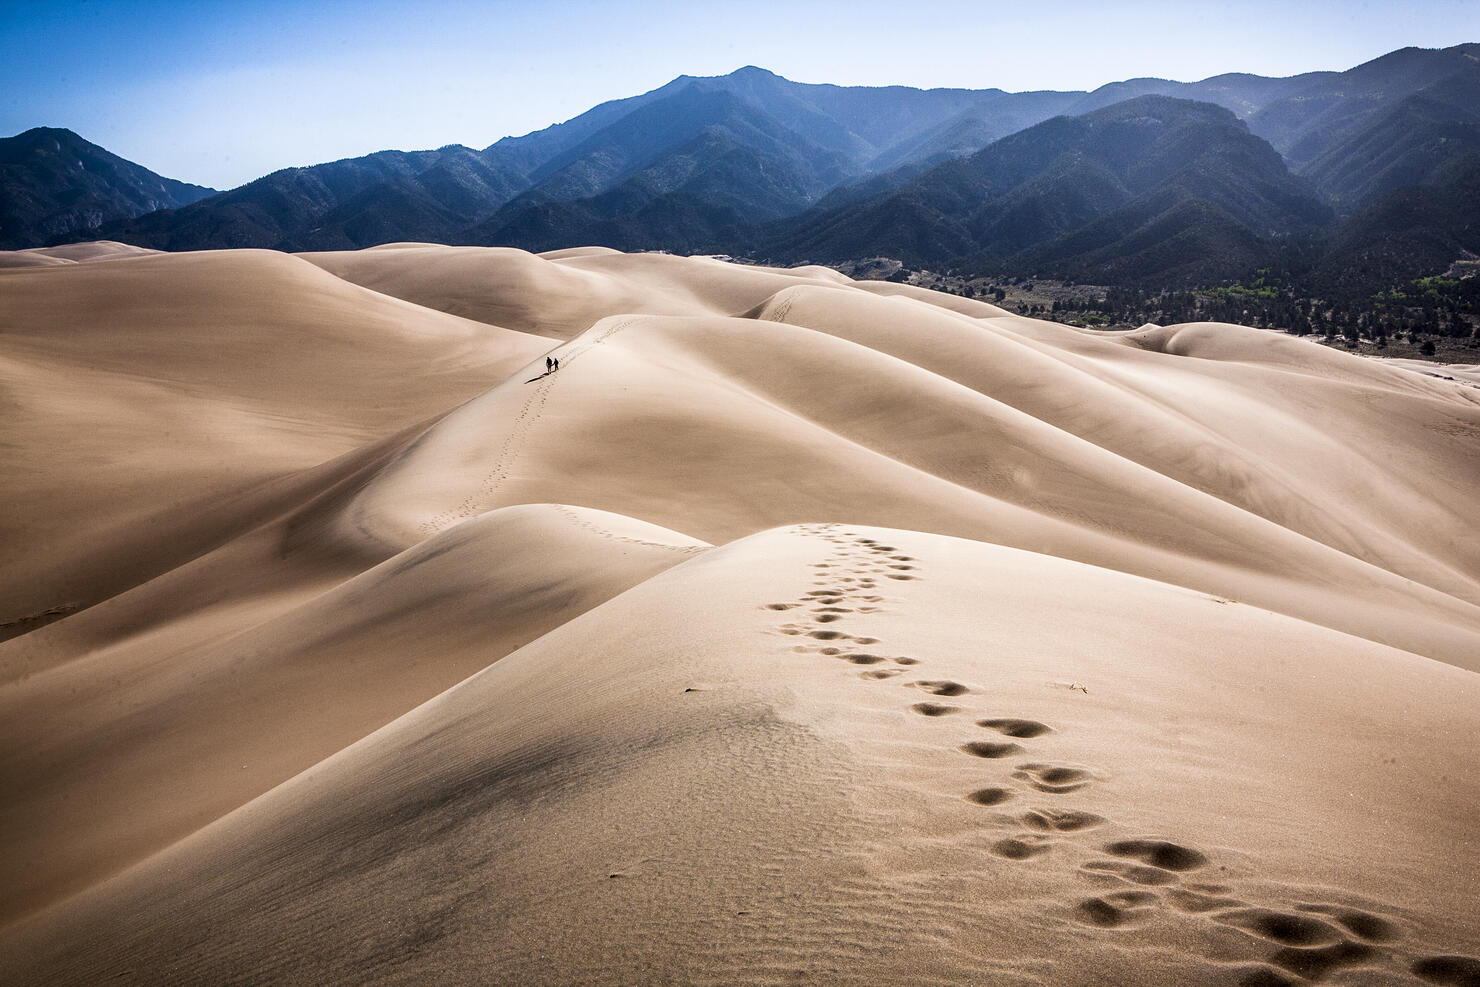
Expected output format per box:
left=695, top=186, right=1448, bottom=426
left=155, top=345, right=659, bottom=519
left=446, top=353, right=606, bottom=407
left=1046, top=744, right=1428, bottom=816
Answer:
left=1, top=241, right=1477, bottom=986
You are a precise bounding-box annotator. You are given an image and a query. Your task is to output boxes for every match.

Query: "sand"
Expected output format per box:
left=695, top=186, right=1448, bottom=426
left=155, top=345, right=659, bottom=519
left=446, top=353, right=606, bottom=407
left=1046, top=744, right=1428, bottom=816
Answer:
left=1, top=243, right=1476, bottom=986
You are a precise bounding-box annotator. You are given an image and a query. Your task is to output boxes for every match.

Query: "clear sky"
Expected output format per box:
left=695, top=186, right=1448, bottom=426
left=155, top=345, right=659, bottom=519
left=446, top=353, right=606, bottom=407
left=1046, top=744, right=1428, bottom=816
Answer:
left=3, top=0, right=1478, bottom=190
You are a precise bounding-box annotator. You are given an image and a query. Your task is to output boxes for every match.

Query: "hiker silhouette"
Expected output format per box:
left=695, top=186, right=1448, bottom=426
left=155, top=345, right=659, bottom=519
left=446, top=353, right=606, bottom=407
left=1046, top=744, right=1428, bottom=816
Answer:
left=553, top=357, right=560, bottom=371
left=546, top=357, right=552, bottom=373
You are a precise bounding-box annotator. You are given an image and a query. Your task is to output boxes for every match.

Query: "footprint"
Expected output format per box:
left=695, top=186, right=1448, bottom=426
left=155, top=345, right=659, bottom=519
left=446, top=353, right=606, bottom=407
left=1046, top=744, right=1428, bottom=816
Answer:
left=1075, top=890, right=1157, bottom=928
left=1268, top=942, right=1375, bottom=981
left=1167, top=888, right=1247, bottom=913
left=851, top=636, right=879, bottom=645
left=1022, top=808, right=1105, bottom=832
left=961, top=741, right=1024, bottom=759
left=862, top=669, right=902, bottom=680
left=1013, top=763, right=1093, bottom=793
left=763, top=603, right=798, bottom=611
left=841, top=653, right=886, bottom=664
left=912, top=681, right=969, bottom=697
left=813, top=606, right=852, bottom=613
left=1295, top=904, right=1399, bottom=942
left=1412, top=956, right=1480, bottom=986
left=890, top=555, right=914, bottom=561
left=808, top=630, right=848, bottom=640
left=814, top=614, right=844, bottom=623
left=1215, top=909, right=1344, bottom=947
left=887, top=574, right=917, bottom=580
left=978, top=718, right=1053, bottom=738
left=966, top=787, right=1014, bottom=806
left=892, top=656, right=920, bottom=665
left=991, top=836, right=1052, bottom=860
left=1102, top=839, right=1208, bottom=872
left=1081, top=860, right=1180, bottom=886
left=912, top=702, right=960, bottom=717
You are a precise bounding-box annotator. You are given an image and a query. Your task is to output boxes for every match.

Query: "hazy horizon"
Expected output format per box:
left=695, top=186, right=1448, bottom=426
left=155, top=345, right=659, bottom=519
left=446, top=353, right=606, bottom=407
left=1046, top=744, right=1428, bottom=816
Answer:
left=3, top=0, right=1479, bottom=189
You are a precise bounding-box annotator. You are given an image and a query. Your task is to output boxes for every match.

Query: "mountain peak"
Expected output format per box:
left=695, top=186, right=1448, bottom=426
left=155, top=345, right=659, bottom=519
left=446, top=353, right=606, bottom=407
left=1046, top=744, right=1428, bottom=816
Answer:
left=6, top=126, right=88, bottom=152
left=0, top=127, right=216, bottom=247
left=1087, top=93, right=1241, bottom=124
left=728, top=65, right=782, bottom=79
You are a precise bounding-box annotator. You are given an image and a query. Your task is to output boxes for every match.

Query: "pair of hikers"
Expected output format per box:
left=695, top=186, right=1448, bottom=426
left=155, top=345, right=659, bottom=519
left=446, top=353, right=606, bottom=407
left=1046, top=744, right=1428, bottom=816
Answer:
left=545, top=356, right=560, bottom=373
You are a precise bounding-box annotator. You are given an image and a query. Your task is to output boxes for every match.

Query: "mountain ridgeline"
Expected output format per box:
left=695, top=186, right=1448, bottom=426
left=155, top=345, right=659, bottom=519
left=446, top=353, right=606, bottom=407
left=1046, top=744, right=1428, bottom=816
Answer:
left=760, top=97, right=1335, bottom=284
left=0, top=128, right=215, bottom=249
left=7, top=44, right=1480, bottom=296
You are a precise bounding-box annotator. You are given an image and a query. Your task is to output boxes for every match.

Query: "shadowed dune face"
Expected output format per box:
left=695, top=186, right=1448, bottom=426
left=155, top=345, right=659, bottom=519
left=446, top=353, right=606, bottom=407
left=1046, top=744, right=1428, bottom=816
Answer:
left=0, top=249, right=547, bottom=631
left=2, top=245, right=1478, bottom=983
left=4, top=526, right=1478, bottom=985
left=0, top=503, right=708, bottom=925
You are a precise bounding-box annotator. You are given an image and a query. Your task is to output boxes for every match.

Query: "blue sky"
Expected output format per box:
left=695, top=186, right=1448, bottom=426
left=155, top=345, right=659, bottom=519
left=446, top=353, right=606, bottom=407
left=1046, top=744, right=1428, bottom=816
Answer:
left=3, top=0, right=1478, bottom=189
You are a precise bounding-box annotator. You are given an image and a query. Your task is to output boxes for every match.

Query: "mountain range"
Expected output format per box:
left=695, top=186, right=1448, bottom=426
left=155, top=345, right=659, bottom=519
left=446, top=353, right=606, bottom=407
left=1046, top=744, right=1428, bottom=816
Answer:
left=0, top=128, right=215, bottom=248
left=6, top=44, right=1480, bottom=295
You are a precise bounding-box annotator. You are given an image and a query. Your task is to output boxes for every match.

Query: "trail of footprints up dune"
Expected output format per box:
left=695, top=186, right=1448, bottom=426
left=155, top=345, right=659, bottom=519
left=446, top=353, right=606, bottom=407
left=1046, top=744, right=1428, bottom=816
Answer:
left=420, top=316, right=638, bottom=537
left=765, top=524, right=1476, bottom=987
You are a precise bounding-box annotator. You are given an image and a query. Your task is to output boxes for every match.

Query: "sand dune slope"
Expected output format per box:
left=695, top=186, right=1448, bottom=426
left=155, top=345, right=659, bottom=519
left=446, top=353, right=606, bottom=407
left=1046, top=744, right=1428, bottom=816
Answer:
left=0, top=250, right=73, bottom=268
left=0, top=242, right=163, bottom=269
left=341, top=308, right=1480, bottom=667
left=25, top=241, right=163, bottom=263
left=0, top=249, right=545, bottom=631
left=0, top=504, right=706, bottom=924
left=3, top=526, right=1475, bottom=986
left=2, top=245, right=1478, bottom=984
left=299, top=242, right=867, bottom=338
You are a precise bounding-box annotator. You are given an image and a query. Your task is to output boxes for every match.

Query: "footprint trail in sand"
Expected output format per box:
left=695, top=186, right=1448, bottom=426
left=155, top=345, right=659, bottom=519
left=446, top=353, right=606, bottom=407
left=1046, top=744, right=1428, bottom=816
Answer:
left=761, top=524, right=1471, bottom=987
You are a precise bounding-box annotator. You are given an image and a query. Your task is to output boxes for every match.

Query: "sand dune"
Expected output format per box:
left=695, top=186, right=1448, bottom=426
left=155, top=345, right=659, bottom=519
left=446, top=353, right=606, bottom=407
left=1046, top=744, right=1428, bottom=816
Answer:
left=4, top=527, right=1476, bottom=985
left=2, top=244, right=1476, bottom=984
left=0, top=248, right=545, bottom=633
left=300, top=242, right=857, bottom=338
left=26, top=240, right=163, bottom=263
left=0, top=503, right=705, bottom=923
left=0, top=250, right=73, bottom=268
left=0, top=241, right=163, bottom=269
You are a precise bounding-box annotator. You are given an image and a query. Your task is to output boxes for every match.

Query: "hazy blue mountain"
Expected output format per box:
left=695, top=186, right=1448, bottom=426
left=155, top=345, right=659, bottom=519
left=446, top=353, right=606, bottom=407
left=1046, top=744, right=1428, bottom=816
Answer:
left=1058, top=45, right=1480, bottom=175
left=1253, top=44, right=1480, bottom=169
left=73, top=66, right=1093, bottom=252
left=464, top=86, right=858, bottom=250
left=0, top=127, right=215, bottom=248
left=763, top=96, right=1332, bottom=285
left=1307, top=152, right=1480, bottom=298
left=83, top=145, right=530, bottom=251
left=1300, top=63, right=1480, bottom=210
left=21, top=43, right=1480, bottom=298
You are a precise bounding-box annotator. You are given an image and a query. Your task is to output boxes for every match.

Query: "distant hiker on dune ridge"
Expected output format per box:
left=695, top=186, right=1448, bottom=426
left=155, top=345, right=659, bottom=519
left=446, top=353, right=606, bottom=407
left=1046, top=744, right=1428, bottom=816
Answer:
left=546, top=357, right=552, bottom=373
left=553, top=356, right=560, bottom=371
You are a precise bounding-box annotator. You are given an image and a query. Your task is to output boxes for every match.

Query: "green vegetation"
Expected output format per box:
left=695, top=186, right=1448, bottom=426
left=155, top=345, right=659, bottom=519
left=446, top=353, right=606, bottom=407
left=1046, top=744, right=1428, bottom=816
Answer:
left=877, top=265, right=1480, bottom=363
